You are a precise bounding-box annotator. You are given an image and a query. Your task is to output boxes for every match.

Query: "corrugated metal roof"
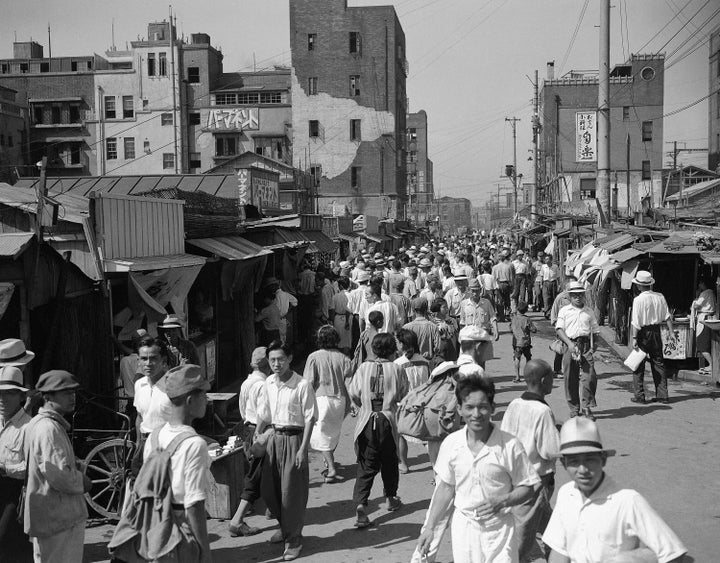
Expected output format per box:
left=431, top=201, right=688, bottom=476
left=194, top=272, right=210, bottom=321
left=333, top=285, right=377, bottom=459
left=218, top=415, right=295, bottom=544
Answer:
left=0, top=183, right=89, bottom=224
left=187, top=236, right=272, bottom=261
left=595, top=233, right=635, bottom=252
left=609, top=247, right=645, bottom=263
left=0, top=232, right=34, bottom=259
left=665, top=177, right=720, bottom=202
left=103, top=253, right=206, bottom=273
left=646, top=233, right=700, bottom=254
left=304, top=231, right=337, bottom=254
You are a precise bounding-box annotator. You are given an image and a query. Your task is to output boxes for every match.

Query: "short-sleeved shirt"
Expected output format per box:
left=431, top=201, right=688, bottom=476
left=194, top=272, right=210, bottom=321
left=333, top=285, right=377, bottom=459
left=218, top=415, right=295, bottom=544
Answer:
left=0, top=407, right=32, bottom=479
left=402, top=317, right=441, bottom=360
left=143, top=423, right=210, bottom=508
left=394, top=353, right=429, bottom=389
left=134, top=376, right=173, bottom=434
left=239, top=370, right=267, bottom=425
left=510, top=313, right=534, bottom=348
left=459, top=297, right=495, bottom=329
left=444, top=287, right=468, bottom=317
left=556, top=304, right=599, bottom=339
left=258, top=371, right=318, bottom=428
left=434, top=426, right=539, bottom=514
left=631, top=291, right=671, bottom=331
left=543, top=475, right=687, bottom=563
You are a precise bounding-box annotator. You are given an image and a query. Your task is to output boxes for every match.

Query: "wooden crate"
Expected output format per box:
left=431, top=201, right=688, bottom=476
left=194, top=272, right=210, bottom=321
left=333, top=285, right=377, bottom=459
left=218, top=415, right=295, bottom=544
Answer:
left=205, top=447, right=245, bottom=519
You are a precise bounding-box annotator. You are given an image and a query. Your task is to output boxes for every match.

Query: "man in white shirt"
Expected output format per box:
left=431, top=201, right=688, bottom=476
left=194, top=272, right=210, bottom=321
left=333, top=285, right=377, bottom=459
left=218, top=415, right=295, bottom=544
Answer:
left=267, top=278, right=298, bottom=344
left=630, top=271, right=675, bottom=404
left=444, top=273, right=469, bottom=321
left=511, top=249, right=530, bottom=308
left=541, top=255, right=559, bottom=319
left=257, top=341, right=317, bottom=561
left=229, top=347, right=271, bottom=537
left=555, top=282, right=600, bottom=420
left=543, top=417, right=686, bottom=563
left=501, top=360, right=560, bottom=562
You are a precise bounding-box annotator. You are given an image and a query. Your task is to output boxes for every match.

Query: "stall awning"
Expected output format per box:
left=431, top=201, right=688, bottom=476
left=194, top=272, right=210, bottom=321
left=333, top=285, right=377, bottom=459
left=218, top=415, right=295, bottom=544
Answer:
left=364, top=233, right=391, bottom=244
left=337, top=233, right=359, bottom=242
left=304, top=231, right=338, bottom=254
left=187, top=236, right=272, bottom=261
left=104, top=253, right=206, bottom=273
left=609, top=247, right=645, bottom=264
left=0, top=233, right=34, bottom=259
left=595, top=233, right=635, bottom=253
left=701, top=253, right=720, bottom=265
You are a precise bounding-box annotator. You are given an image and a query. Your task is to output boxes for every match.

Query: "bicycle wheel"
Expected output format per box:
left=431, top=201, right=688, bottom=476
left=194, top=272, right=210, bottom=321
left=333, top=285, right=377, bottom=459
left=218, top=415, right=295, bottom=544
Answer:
left=84, top=438, right=135, bottom=520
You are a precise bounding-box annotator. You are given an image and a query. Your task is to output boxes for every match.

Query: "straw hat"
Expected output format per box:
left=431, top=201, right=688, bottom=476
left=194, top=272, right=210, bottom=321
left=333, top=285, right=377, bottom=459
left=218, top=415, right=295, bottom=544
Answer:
left=431, top=361, right=458, bottom=378
left=567, top=281, right=586, bottom=294
left=0, top=339, right=35, bottom=366
left=632, top=271, right=655, bottom=286
left=0, top=366, right=29, bottom=392
left=555, top=417, right=615, bottom=457
left=159, top=315, right=184, bottom=329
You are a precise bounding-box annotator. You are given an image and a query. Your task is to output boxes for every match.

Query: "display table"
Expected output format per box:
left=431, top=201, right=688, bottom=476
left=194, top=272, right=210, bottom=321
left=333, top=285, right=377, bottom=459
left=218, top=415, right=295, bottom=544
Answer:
left=206, top=446, right=245, bottom=519
left=701, top=319, right=720, bottom=385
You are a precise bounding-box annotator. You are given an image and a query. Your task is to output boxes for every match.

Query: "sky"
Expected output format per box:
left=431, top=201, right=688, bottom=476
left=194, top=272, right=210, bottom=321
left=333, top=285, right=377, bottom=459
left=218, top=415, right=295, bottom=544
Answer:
left=2, top=0, right=718, bottom=209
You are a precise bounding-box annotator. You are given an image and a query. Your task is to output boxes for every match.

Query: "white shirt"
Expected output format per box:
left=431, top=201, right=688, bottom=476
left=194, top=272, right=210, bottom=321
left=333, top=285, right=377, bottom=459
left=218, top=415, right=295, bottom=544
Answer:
left=434, top=426, right=539, bottom=514
left=239, top=370, right=267, bottom=425
left=541, top=263, right=558, bottom=282
left=478, top=273, right=498, bottom=292
left=143, top=423, right=210, bottom=508
left=258, top=371, right=318, bottom=428
left=0, top=408, right=32, bottom=479
left=512, top=259, right=529, bottom=275
left=366, top=300, right=401, bottom=334
left=631, top=290, right=671, bottom=331
left=500, top=394, right=560, bottom=476
left=444, top=287, right=468, bottom=317
left=543, top=475, right=687, bottom=563
left=274, top=289, right=298, bottom=317
left=556, top=304, right=599, bottom=339
left=394, top=353, right=429, bottom=389
left=134, top=376, right=173, bottom=434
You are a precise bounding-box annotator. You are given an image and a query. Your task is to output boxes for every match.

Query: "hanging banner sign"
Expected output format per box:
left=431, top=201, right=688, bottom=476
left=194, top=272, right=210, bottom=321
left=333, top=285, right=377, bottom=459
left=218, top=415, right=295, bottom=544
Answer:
left=575, top=111, right=597, bottom=162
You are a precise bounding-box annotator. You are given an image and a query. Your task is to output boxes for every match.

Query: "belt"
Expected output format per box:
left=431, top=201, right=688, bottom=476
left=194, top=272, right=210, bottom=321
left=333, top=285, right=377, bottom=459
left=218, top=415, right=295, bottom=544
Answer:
left=570, top=336, right=590, bottom=341
left=244, top=421, right=257, bottom=427
left=172, top=503, right=184, bottom=510
left=272, top=425, right=303, bottom=435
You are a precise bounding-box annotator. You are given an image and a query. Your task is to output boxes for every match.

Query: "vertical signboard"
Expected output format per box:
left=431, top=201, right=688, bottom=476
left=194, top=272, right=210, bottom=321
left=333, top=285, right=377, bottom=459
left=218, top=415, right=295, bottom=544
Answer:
left=575, top=112, right=597, bottom=162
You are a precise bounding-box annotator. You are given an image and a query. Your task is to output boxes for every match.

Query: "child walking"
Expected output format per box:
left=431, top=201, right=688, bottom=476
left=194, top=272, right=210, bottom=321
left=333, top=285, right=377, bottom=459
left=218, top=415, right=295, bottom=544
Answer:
left=511, top=301, right=536, bottom=383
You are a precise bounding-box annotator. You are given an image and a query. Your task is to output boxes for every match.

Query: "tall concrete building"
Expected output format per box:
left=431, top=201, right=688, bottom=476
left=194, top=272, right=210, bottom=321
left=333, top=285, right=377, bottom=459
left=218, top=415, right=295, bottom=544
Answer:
left=437, top=196, right=471, bottom=236
left=540, top=54, right=665, bottom=212
left=709, top=25, right=720, bottom=173
left=407, top=110, right=434, bottom=224
left=289, top=0, right=408, bottom=218
left=0, top=85, right=25, bottom=183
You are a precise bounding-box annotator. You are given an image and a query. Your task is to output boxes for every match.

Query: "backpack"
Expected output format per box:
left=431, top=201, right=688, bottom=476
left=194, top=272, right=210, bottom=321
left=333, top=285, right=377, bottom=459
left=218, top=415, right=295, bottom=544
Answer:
left=107, top=430, right=200, bottom=563
left=396, top=373, right=462, bottom=441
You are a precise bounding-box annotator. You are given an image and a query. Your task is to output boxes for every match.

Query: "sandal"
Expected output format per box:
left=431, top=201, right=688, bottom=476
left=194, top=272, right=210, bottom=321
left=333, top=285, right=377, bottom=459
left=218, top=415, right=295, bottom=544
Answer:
left=324, top=473, right=338, bottom=483
left=354, top=505, right=372, bottom=529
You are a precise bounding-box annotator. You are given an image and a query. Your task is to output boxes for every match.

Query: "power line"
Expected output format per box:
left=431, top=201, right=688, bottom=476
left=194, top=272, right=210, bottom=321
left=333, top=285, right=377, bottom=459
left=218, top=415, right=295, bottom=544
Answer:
left=558, top=0, right=590, bottom=75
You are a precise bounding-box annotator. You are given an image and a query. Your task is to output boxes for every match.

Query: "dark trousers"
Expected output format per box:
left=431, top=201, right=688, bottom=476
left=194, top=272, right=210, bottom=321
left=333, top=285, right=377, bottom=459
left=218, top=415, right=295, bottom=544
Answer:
left=0, top=476, right=32, bottom=562
left=512, top=274, right=528, bottom=303
left=353, top=412, right=399, bottom=506
left=241, top=423, right=262, bottom=504
left=514, top=473, right=555, bottom=563
left=542, top=281, right=557, bottom=315
left=563, top=337, right=597, bottom=415
left=633, top=325, right=669, bottom=400
left=261, top=432, right=308, bottom=547
left=297, top=295, right=314, bottom=346
left=497, top=281, right=512, bottom=320
left=553, top=352, right=563, bottom=374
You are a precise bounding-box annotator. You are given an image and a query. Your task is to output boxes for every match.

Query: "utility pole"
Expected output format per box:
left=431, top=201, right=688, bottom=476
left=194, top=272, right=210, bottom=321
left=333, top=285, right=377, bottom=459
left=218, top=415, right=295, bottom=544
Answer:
left=169, top=5, right=179, bottom=174
left=597, top=0, right=611, bottom=227
left=626, top=133, right=631, bottom=216
left=532, top=70, right=539, bottom=220
left=505, top=117, right=520, bottom=216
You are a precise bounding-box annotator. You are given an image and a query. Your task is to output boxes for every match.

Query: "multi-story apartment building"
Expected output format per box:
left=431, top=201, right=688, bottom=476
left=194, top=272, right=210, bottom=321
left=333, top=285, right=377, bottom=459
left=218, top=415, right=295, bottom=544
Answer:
left=437, top=196, right=471, bottom=235
left=289, top=0, right=408, bottom=218
left=540, top=54, right=665, bottom=213
left=407, top=110, right=434, bottom=224
left=0, top=85, right=25, bottom=182
left=709, top=25, right=720, bottom=173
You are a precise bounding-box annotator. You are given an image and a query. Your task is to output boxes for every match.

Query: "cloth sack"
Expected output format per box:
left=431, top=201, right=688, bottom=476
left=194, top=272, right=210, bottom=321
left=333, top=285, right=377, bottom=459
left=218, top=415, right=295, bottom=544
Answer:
left=396, top=373, right=461, bottom=441
left=549, top=338, right=567, bottom=355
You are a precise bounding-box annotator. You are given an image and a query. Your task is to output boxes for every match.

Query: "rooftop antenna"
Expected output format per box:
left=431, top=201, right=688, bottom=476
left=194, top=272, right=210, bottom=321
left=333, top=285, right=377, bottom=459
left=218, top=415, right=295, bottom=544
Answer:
left=47, top=23, right=51, bottom=58
left=111, top=18, right=116, bottom=51
left=253, top=52, right=256, bottom=72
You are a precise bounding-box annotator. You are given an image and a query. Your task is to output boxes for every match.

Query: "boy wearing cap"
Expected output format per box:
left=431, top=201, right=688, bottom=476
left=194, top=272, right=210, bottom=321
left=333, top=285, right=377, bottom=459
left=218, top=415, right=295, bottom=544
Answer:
left=543, top=417, right=686, bottom=563
left=0, top=365, right=33, bottom=561
left=555, top=282, right=600, bottom=420
left=630, top=271, right=675, bottom=404
left=144, top=364, right=212, bottom=562
left=456, top=325, right=488, bottom=378
left=501, top=360, right=560, bottom=562
left=24, top=370, right=92, bottom=563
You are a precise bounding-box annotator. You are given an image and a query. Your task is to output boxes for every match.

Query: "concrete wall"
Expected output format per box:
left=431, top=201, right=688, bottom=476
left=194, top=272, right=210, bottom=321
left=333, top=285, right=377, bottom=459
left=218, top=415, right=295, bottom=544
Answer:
left=710, top=26, right=720, bottom=172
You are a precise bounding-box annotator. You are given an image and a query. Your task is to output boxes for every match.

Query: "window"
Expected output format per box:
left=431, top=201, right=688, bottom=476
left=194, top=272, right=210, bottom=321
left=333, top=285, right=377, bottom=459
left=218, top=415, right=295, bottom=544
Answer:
left=190, top=152, right=201, bottom=170
left=641, top=120, right=652, bottom=142
left=19, top=63, right=28, bottom=73
left=408, top=128, right=417, bottom=141
left=349, top=75, right=360, bottom=96
left=215, top=93, right=237, bottom=105
left=622, top=106, right=630, bottom=121
left=148, top=53, right=156, bottom=76
left=124, top=137, right=135, bottom=159
left=308, top=77, right=318, bottom=95
left=7, top=135, right=12, bottom=147
left=87, top=60, right=93, bottom=70
left=351, top=166, right=360, bottom=190
left=349, top=32, right=361, bottom=55
left=33, top=106, right=44, bottom=124
left=163, top=153, right=175, bottom=169
left=40, top=62, right=49, bottom=73
left=70, top=144, right=81, bottom=165
left=350, top=119, right=361, bottom=141
left=104, top=96, right=116, bottom=119
left=187, top=67, right=200, bottom=83
left=52, top=106, right=61, bottom=124
left=71, top=61, right=78, bottom=72
left=161, top=112, right=173, bottom=125
left=0, top=63, right=8, bottom=74
left=309, top=120, right=320, bottom=138
left=215, top=136, right=238, bottom=157
left=260, top=92, right=282, bottom=104
left=308, top=33, right=316, bottom=51
left=189, top=112, right=201, bottom=125
left=641, top=160, right=651, bottom=180
left=158, top=52, right=167, bottom=76
left=408, top=151, right=417, bottom=163
left=69, top=105, right=80, bottom=123
left=106, top=137, right=117, bottom=160
left=122, top=96, right=134, bottom=119
left=237, top=92, right=259, bottom=104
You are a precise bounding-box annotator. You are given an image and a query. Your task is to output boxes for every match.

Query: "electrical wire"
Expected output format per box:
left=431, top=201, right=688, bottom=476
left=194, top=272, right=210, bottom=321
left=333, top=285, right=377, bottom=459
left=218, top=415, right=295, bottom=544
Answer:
left=558, top=0, right=590, bottom=75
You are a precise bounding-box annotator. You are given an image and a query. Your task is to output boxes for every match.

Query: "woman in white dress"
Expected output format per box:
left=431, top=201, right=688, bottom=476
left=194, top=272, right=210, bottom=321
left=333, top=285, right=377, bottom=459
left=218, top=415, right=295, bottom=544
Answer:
left=330, top=276, right=352, bottom=353
left=304, top=326, right=352, bottom=482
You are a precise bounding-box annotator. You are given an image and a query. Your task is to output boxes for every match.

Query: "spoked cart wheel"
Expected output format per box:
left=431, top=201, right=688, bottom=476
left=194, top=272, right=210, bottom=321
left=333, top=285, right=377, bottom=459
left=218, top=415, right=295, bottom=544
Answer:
left=83, top=438, right=135, bottom=520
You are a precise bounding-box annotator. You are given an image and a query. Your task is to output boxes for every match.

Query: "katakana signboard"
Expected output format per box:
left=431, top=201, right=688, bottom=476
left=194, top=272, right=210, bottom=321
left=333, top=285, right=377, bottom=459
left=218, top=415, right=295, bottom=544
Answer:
left=575, top=111, right=597, bottom=162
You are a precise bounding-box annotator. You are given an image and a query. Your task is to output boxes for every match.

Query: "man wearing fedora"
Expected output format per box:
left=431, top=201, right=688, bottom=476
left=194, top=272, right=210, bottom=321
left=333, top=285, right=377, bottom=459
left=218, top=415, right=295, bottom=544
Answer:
left=555, top=282, right=600, bottom=420
left=0, top=338, right=38, bottom=413
left=0, top=365, right=33, bottom=561
left=543, top=417, right=686, bottom=563
left=630, top=271, right=676, bottom=404
left=24, top=370, right=92, bottom=563
left=158, top=314, right=200, bottom=368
